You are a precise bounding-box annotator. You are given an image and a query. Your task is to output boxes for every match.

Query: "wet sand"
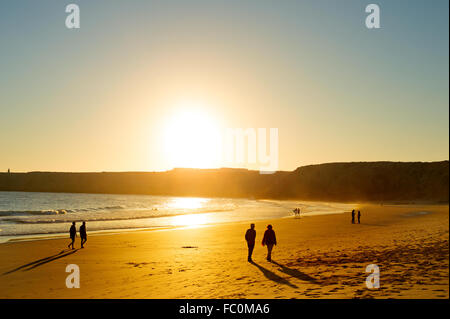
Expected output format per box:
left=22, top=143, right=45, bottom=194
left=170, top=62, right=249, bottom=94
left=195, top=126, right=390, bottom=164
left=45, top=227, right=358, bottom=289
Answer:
left=0, top=204, right=448, bottom=299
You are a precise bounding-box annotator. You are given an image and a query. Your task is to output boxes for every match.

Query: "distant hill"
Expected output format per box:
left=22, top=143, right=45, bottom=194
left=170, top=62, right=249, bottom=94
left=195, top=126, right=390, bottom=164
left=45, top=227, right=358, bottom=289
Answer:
left=0, top=161, right=448, bottom=203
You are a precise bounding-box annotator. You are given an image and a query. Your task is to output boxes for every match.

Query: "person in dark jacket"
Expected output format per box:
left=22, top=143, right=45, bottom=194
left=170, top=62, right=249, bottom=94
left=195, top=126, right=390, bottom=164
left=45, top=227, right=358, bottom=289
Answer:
left=351, top=210, right=355, bottom=224
left=68, top=222, right=76, bottom=249
left=262, top=224, right=277, bottom=262
left=357, top=210, right=361, bottom=224
left=80, top=221, right=87, bottom=248
left=245, top=223, right=256, bottom=262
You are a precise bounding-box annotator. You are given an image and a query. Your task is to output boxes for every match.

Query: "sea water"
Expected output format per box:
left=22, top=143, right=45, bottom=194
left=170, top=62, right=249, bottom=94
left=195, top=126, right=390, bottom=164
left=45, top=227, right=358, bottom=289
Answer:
left=0, top=191, right=354, bottom=242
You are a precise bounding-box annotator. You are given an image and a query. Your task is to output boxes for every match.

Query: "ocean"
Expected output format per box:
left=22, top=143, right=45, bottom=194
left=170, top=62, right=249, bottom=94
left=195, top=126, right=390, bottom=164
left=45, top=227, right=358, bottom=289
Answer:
left=0, top=191, right=354, bottom=243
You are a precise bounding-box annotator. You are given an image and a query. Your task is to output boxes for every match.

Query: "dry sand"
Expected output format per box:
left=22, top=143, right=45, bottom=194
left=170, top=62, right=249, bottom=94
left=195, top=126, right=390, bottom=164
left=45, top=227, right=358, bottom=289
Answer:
left=0, top=204, right=448, bottom=299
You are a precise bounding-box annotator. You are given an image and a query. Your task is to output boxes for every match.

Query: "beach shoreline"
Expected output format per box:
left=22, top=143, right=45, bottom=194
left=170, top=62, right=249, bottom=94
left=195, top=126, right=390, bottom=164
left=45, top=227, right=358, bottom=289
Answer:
left=0, top=204, right=448, bottom=299
left=1, top=195, right=444, bottom=245
left=0, top=194, right=358, bottom=244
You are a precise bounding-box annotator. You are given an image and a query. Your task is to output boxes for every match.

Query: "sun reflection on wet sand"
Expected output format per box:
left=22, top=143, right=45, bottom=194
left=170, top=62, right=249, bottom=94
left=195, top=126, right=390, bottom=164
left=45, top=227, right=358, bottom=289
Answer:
left=171, top=214, right=209, bottom=227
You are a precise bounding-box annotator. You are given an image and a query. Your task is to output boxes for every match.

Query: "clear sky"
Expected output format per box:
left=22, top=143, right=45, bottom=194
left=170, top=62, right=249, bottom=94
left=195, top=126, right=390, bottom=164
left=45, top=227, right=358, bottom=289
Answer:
left=0, top=0, right=448, bottom=172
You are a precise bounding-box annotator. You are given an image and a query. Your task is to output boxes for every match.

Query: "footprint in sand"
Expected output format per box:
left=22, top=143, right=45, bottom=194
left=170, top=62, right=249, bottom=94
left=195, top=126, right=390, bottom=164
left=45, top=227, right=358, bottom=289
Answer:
left=126, top=262, right=149, bottom=268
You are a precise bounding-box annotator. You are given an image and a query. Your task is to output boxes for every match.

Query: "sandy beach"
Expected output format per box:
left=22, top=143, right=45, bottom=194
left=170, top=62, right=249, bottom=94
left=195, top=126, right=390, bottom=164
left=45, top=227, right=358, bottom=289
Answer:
left=0, top=204, right=448, bottom=299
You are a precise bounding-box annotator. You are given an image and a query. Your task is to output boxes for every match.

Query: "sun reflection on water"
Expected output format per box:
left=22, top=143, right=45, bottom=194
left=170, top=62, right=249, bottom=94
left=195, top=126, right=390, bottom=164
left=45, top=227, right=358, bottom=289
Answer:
left=167, top=197, right=210, bottom=227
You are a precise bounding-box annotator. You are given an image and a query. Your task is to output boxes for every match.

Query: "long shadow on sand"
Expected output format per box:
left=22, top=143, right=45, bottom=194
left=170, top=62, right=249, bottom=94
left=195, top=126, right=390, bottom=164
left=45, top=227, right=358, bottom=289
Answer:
left=271, top=261, right=318, bottom=284
left=250, top=261, right=298, bottom=288
left=2, top=249, right=79, bottom=275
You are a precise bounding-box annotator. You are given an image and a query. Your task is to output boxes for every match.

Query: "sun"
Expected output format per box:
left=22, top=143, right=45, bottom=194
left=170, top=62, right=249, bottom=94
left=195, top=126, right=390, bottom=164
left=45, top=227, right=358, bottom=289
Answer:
left=163, top=103, right=222, bottom=169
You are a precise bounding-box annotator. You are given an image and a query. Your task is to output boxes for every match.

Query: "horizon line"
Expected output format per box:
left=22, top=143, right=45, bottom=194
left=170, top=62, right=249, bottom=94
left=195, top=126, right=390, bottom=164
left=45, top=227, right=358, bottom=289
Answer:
left=2, top=159, right=449, bottom=174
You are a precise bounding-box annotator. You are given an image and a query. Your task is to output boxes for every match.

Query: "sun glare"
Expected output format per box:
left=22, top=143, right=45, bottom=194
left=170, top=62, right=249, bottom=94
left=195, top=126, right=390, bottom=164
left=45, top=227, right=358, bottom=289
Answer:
left=168, top=197, right=208, bottom=210
left=172, top=214, right=208, bottom=227
left=164, top=103, right=221, bottom=169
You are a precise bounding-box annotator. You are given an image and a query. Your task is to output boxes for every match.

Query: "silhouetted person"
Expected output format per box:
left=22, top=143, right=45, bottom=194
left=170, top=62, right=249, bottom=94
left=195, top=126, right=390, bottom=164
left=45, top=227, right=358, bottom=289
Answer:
left=357, top=210, right=361, bottom=224
left=245, top=223, right=256, bottom=262
left=262, top=224, right=277, bottom=262
left=68, top=222, right=76, bottom=249
left=351, top=210, right=355, bottom=224
left=80, top=221, right=87, bottom=248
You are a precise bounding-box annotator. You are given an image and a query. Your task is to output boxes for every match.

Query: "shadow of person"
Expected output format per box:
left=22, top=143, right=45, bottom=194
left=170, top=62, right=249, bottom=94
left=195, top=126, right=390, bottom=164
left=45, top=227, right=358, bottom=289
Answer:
left=250, top=261, right=298, bottom=289
left=2, top=249, right=79, bottom=275
left=271, top=260, right=318, bottom=284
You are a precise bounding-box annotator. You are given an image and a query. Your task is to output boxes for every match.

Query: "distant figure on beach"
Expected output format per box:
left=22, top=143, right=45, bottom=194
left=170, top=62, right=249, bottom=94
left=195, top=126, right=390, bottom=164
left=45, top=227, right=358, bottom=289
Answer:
left=293, top=208, right=301, bottom=218
left=357, top=210, right=361, bottom=224
left=262, top=224, right=277, bottom=262
left=80, top=221, right=87, bottom=248
left=68, top=222, right=76, bottom=249
left=245, top=223, right=256, bottom=262
left=351, top=210, right=355, bottom=224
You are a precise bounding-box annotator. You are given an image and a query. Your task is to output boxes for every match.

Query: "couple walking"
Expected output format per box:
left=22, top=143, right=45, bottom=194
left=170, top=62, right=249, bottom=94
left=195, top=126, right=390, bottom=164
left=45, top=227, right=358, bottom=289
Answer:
left=351, top=210, right=361, bottom=224
left=68, top=221, right=87, bottom=249
left=245, top=224, right=277, bottom=262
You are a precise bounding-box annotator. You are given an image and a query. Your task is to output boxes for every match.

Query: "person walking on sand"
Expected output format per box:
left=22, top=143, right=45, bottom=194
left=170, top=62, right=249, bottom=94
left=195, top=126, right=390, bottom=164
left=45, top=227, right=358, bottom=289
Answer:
left=245, top=223, right=256, bottom=262
left=68, top=222, right=76, bottom=249
left=357, top=210, right=361, bottom=224
left=351, top=210, right=355, bottom=224
left=262, top=224, right=277, bottom=262
left=80, top=221, right=87, bottom=248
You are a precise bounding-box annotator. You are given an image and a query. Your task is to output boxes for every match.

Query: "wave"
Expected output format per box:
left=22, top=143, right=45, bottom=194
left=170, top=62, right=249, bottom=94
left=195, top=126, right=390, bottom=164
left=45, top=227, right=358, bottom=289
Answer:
left=0, top=209, right=68, bottom=216
left=0, top=206, right=130, bottom=217
left=74, top=205, right=126, bottom=212
left=0, top=208, right=235, bottom=225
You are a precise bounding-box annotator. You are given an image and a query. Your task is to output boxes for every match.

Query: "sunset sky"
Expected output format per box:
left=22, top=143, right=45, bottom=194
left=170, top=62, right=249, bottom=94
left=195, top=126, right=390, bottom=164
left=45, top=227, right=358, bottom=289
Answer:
left=1, top=0, right=448, bottom=172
